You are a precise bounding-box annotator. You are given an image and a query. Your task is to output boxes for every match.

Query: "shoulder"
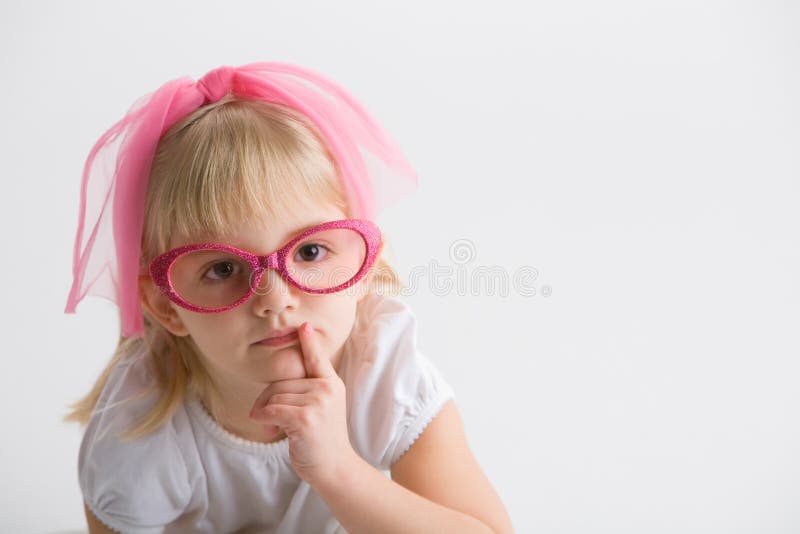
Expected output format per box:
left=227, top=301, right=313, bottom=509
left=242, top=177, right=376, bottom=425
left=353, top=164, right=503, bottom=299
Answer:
left=342, top=293, right=456, bottom=469
left=78, top=343, right=193, bottom=532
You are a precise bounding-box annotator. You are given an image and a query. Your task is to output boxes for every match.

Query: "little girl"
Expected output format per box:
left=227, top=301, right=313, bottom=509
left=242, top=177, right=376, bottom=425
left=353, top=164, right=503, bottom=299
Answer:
left=64, top=62, right=513, bottom=534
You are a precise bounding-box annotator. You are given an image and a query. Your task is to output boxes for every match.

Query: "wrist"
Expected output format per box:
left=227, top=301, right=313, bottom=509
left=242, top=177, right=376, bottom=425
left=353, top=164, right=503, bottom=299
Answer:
left=314, top=448, right=368, bottom=494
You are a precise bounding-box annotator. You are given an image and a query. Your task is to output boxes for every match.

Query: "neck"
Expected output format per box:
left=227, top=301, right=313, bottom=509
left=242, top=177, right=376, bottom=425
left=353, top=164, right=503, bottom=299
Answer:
left=202, top=381, right=287, bottom=444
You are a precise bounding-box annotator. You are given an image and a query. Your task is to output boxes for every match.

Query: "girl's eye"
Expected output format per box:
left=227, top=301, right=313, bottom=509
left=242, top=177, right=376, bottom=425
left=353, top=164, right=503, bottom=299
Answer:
left=295, top=243, right=329, bottom=262
left=203, top=261, right=241, bottom=281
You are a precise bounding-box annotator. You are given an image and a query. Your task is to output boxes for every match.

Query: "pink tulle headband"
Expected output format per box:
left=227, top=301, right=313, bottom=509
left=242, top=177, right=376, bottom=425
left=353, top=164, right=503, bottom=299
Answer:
left=64, top=62, right=418, bottom=338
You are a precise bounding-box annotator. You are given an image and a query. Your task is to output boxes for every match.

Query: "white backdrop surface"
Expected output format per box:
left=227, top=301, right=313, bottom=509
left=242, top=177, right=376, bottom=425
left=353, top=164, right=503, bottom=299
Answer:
left=0, top=1, right=798, bottom=533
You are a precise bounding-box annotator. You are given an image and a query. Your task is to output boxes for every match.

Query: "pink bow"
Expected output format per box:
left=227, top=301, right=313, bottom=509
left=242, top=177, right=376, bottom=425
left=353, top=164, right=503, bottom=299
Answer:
left=196, top=66, right=238, bottom=102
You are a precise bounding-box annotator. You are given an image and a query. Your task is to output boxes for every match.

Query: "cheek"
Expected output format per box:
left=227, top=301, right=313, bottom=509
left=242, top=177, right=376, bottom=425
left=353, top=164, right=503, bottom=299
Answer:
left=318, top=294, right=360, bottom=342
left=174, top=309, right=242, bottom=351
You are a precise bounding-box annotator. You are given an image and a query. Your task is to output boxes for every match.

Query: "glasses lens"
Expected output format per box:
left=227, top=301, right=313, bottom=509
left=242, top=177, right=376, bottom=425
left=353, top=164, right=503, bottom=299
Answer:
left=169, top=249, right=253, bottom=309
left=285, top=228, right=367, bottom=290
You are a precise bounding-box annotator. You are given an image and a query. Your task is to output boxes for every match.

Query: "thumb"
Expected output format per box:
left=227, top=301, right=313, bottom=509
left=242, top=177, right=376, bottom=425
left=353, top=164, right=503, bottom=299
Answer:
left=299, top=322, right=335, bottom=379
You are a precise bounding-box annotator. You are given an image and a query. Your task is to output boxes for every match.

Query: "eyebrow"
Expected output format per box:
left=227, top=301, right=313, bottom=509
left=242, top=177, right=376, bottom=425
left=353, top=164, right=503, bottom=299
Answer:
left=284, top=219, right=334, bottom=240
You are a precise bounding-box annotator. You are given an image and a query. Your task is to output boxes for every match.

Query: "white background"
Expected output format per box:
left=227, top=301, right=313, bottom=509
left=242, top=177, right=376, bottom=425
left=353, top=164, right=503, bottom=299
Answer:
left=1, top=1, right=798, bottom=532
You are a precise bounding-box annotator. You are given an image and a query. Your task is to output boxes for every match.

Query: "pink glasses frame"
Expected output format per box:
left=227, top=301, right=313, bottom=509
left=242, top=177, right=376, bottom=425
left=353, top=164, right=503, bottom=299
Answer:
left=148, top=218, right=382, bottom=313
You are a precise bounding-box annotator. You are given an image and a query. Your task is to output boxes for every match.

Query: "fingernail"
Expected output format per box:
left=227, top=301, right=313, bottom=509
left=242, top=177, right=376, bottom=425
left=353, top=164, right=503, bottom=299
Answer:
left=304, top=323, right=313, bottom=334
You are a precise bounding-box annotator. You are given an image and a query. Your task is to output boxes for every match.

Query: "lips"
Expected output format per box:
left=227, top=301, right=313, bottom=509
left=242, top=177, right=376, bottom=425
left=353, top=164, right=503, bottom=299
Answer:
left=263, top=327, right=298, bottom=340
left=255, top=327, right=299, bottom=346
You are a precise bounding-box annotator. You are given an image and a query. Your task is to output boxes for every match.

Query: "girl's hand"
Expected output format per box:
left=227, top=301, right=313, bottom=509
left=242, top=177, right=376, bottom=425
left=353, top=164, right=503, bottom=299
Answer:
left=249, top=322, right=357, bottom=487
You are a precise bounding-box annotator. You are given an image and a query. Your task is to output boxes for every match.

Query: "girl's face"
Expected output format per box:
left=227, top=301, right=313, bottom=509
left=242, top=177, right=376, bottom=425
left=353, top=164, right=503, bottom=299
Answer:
left=142, top=201, right=369, bottom=389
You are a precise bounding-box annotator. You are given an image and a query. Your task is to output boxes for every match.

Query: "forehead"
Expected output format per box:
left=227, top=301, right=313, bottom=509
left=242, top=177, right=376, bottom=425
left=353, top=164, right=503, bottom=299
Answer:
left=171, top=202, right=348, bottom=253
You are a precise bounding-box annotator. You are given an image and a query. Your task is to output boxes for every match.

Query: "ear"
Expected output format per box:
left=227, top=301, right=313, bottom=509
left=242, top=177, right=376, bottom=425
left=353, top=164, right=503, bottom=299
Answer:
left=138, top=275, right=190, bottom=337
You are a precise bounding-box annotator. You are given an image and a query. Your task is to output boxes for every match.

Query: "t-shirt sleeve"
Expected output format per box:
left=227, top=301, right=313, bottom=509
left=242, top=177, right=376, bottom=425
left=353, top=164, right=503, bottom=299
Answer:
left=78, top=351, right=192, bottom=534
left=344, top=296, right=457, bottom=471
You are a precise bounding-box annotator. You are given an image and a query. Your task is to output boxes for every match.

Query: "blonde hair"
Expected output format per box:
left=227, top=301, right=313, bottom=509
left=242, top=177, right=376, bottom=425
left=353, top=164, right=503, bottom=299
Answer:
left=63, top=96, right=403, bottom=439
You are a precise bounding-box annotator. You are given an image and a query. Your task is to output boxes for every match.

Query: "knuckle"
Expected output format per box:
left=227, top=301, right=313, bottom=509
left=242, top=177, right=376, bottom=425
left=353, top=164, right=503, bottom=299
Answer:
left=298, top=409, right=314, bottom=427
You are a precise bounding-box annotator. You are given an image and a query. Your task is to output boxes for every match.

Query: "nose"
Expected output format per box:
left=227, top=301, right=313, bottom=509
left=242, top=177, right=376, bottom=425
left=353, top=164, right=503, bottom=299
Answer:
left=249, top=267, right=299, bottom=316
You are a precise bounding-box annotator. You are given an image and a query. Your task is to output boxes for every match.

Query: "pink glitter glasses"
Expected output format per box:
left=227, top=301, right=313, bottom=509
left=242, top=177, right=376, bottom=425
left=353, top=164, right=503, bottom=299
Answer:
left=148, top=219, right=382, bottom=313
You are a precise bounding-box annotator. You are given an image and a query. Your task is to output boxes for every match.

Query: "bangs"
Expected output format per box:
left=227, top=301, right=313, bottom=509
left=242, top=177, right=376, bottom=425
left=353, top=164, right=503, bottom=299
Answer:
left=142, top=98, right=349, bottom=259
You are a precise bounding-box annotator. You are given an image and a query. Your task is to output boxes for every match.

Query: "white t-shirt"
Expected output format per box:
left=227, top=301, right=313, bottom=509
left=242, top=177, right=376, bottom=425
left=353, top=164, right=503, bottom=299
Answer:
left=78, top=293, right=456, bottom=534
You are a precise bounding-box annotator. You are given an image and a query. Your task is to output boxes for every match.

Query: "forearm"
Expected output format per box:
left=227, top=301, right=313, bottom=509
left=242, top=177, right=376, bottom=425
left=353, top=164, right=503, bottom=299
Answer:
left=313, top=452, right=495, bottom=534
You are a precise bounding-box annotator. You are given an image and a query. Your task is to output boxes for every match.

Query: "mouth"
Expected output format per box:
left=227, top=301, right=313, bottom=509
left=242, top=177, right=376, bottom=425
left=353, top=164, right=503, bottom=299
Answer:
left=254, top=328, right=299, bottom=347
